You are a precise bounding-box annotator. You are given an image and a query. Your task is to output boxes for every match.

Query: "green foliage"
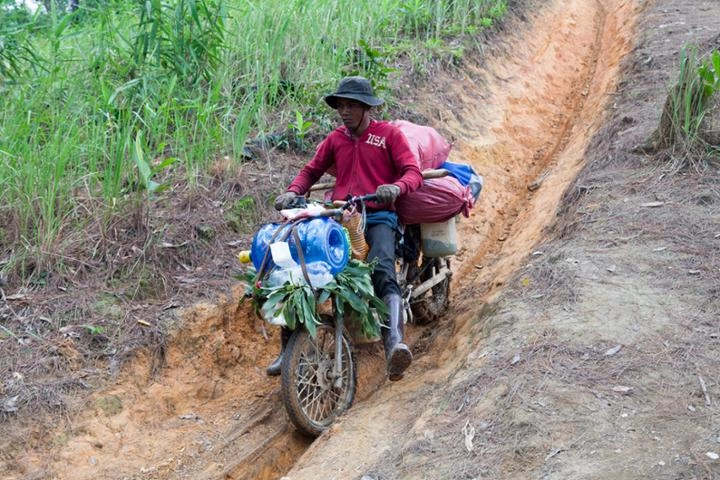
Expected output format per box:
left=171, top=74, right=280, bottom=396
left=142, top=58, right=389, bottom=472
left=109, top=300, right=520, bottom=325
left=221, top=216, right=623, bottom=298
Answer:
left=260, top=282, right=321, bottom=336
left=697, top=50, right=720, bottom=105
left=486, top=1, right=508, bottom=23
left=387, top=0, right=507, bottom=39
left=242, top=259, right=386, bottom=340
left=424, top=37, right=464, bottom=65
left=674, top=47, right=704, bottom=138
left=341, top=40, right=396, bottom=97
left=132, top=0, right=227, bottom=84
left=326, top=260, right=387, bottom=339
left=83, top=324, right=106, bottom=335
left=1, top=0, right=511, bottom=283
left=669, top=47, right=719, bottom=139
left=398, top=0, right=432, bottom=37
left=0, top=11, right=41, bottom=82
left=288, top=110, right=313, bottom=151
left=659, top=46, right=720, bottom=170
left=132, top=131, right=177, bottom=195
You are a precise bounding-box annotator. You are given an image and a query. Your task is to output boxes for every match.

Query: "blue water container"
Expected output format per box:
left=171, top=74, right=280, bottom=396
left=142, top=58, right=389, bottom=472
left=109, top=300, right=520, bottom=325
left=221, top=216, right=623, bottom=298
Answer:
left=250, top=217, right=350, bottom=275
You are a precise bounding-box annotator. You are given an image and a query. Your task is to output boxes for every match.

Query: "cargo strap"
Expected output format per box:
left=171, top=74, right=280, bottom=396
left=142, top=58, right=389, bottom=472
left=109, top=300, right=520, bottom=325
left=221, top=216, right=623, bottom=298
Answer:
left=291, top=228, right=317, bottom=295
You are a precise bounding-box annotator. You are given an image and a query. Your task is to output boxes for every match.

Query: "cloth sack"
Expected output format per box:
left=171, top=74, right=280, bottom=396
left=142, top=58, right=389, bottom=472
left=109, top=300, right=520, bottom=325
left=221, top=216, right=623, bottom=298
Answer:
left=390, top=120, right=452, bottom=170
left=395, top=176, right=473, bottom=225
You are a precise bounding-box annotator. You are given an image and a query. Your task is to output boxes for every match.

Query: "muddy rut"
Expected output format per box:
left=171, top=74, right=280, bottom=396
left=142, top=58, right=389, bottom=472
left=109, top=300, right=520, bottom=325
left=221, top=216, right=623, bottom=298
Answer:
left=36, top=0, right=641, bottom=478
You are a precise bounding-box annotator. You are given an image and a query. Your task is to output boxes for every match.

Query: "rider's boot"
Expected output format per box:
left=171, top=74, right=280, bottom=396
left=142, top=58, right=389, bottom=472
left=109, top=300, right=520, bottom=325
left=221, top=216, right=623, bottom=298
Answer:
left=266, top=326, right=292, bottom=376
left=382, top=293, right=413, bottom=381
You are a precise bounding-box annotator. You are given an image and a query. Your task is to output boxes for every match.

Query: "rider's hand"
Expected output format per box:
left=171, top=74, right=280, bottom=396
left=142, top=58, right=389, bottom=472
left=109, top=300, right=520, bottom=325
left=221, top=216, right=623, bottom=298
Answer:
left=274, top=191, right=298, bottom=210
left=375, top=184, right=401, bottom=204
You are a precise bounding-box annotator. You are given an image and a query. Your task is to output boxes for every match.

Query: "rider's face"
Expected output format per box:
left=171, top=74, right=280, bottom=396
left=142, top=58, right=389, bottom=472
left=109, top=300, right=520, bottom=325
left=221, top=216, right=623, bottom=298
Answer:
left=335, top=99, right=369, bottom=133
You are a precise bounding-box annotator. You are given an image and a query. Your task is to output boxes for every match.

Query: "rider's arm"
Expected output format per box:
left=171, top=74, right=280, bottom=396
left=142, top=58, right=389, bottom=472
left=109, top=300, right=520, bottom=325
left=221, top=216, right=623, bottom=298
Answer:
left=287, top=136, right=335, bottom=195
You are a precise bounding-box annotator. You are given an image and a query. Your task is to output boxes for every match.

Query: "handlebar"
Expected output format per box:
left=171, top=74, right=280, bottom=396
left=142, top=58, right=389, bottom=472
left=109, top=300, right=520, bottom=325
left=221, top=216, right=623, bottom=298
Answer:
left=319, top=194, right=379, bottom=217
left=280, top=193, right=379, bottom=221
left=337, top=193, right=379, bottom=210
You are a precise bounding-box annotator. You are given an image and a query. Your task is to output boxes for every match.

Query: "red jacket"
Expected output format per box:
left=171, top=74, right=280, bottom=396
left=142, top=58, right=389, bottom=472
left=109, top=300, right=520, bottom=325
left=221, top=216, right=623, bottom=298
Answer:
left=288, top=120, right=423, bottom=209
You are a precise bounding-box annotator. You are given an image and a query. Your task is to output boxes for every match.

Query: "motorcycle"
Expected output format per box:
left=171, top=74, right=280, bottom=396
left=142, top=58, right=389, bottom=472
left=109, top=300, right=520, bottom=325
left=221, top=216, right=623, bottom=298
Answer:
left=242, top=189, right=454, bottom=437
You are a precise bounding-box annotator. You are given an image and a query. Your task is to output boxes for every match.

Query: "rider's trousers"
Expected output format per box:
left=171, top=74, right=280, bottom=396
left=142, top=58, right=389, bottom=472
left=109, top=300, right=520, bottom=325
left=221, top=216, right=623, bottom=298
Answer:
left=366, top=221, right=400, bottom=298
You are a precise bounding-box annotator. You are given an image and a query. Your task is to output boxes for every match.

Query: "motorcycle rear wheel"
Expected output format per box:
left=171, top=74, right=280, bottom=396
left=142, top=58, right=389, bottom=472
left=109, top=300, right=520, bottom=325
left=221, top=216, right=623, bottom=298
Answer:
left=410, top=256, right=451, bottom=324
left=281, top=320, right=357, bottom=437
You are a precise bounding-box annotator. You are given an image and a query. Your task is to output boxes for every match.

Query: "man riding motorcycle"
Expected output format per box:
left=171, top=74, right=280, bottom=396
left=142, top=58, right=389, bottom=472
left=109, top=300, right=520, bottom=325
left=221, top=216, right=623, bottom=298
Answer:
left=269, top=76, right=423, bottom=381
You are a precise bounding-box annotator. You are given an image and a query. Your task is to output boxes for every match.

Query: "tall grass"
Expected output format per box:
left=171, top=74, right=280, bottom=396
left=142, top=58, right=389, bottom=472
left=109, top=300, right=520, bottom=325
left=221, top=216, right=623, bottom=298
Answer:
left=660, top=46, right=720, bottom=171
left=0, top=0, right=508, bottom=279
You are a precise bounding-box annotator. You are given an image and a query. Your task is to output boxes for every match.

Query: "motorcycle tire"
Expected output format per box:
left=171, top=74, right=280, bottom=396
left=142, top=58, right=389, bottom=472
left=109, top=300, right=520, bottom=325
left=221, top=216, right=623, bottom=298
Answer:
left=410, top=256, right=451, bottom=324
left=281, top=319, right=357, bottom=437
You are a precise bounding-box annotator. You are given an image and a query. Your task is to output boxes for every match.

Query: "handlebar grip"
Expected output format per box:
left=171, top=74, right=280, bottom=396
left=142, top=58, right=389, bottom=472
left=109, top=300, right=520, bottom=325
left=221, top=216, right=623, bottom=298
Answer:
left=330, top=194, right=382, bottom=212
left=356, top=193, right=379, bottom=203
left=340, top=193, right=379, bottom=210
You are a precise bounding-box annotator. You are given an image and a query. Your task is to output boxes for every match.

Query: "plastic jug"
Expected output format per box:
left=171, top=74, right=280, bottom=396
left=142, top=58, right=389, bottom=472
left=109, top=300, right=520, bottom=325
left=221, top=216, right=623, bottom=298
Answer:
left=250, top=217, right=350, bottom=275
left=421, top=217, right=458, bottom=257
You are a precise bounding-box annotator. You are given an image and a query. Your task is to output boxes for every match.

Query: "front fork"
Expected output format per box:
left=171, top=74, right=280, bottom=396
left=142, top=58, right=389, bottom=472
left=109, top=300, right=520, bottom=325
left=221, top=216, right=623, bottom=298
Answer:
left=333, top=309, right=345, bottom=389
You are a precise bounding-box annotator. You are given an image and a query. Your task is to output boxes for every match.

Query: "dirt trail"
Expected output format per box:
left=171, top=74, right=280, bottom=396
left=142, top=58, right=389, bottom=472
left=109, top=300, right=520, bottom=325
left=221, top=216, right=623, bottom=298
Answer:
left=22, top=0, right=640, bottom=478
left=285, top=0, right=640, bottom=478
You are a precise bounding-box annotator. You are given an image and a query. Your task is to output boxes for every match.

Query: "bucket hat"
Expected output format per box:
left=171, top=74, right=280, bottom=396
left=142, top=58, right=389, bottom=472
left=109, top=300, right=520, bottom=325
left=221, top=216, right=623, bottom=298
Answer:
left=324, top=76, right=384, bottom=109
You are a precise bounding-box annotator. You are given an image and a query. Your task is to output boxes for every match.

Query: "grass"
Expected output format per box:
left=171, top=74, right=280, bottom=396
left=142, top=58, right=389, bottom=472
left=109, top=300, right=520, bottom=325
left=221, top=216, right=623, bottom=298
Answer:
left=0, top=0, right=510, bottom=285
left=645, top=46, right=720, bottom=172
left=673, top=48, right=720, bottom=140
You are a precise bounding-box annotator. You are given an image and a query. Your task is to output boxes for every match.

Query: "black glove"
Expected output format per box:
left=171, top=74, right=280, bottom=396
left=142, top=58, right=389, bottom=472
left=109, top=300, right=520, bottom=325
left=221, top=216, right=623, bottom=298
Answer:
left=274, top=191, right=298, bottom=210
left=375, top=184, right=401, bottom=204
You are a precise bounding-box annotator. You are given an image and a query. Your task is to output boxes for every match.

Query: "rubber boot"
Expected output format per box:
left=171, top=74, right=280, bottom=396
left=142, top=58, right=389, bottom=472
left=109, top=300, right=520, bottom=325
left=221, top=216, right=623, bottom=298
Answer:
left=382, top=293, right=413, bottom=381
left=266, top=327, right=292, bottom=376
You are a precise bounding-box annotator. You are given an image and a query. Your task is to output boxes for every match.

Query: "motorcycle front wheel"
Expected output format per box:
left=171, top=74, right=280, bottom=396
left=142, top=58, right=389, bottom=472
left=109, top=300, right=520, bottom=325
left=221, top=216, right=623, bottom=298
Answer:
left=281, top=320, right=357, bottom=437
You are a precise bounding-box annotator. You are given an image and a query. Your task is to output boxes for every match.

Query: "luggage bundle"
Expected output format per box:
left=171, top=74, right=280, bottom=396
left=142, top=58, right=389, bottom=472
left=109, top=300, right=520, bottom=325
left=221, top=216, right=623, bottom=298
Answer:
left=392, top=120, right=483, bottom=225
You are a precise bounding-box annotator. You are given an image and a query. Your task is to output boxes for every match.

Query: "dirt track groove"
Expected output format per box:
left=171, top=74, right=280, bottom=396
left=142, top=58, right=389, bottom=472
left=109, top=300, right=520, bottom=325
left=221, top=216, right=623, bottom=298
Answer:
left=287, top=0, right=640, bottom=477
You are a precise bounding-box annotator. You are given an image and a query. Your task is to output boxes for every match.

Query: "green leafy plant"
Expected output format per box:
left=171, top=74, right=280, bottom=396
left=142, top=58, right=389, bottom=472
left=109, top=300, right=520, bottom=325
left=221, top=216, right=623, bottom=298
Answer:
left=323, top=260, right=387, bottom=339
left=673, top=47, right=709, bottom=138
left=288, top=110, right=313, bottom=152
left=241, top=259, right=386, bottom=339
left=666, top=47, right=720, bottom=142
left=487, top=2, right=508, bottom=23
left=342, top=40, right=396, bottom=97
left=697, top=49, right=720, bottom=106
left=133, top=131, right=177, bottom=194
left=83, top=324, right=106, bottom=335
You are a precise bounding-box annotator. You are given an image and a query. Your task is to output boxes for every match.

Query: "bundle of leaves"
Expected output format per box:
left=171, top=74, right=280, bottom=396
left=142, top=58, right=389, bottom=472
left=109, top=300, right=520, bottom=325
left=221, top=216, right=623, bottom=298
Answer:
left=242, top=259, right=387, bottom=339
